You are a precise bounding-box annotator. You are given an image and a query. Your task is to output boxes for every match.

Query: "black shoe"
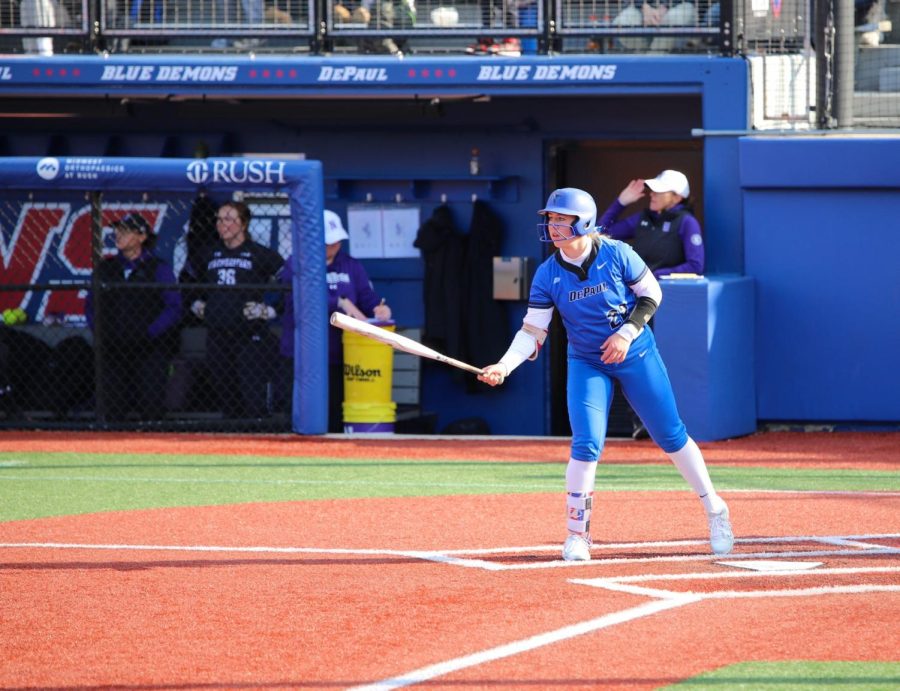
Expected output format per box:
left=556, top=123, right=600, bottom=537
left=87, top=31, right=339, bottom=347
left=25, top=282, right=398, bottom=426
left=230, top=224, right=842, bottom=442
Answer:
left=632, top=423, right=650, bottom=440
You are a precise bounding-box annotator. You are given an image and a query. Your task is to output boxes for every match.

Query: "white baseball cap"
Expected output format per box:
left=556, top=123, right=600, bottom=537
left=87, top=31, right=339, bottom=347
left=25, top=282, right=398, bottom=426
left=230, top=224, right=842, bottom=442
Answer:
left=645, top=170, right=690, bottom=198
left=324, top=209, right=349, bottom=244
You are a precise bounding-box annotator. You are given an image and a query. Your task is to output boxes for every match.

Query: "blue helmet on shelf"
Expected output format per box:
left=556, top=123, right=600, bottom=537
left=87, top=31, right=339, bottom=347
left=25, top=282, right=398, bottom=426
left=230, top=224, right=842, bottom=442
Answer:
left=537, top=187, right=597, bottom=242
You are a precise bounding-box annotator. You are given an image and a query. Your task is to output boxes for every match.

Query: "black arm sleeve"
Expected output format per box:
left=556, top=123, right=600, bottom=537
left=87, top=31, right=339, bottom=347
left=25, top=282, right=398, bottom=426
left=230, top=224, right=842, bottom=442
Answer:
left=625, top=296, right=659, bottom=331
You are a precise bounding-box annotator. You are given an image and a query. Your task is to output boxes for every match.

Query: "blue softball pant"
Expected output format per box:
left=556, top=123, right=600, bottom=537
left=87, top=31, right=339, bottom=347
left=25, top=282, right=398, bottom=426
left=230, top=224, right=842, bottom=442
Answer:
left=566, top=328, right=688, bottom=462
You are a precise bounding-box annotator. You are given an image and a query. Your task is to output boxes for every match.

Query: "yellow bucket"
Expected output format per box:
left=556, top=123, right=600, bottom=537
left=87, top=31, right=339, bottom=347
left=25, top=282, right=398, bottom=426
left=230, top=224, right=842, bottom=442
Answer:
left=342, top=401, right=397, bottom=434
left=342, top=321, right=396, bottom=432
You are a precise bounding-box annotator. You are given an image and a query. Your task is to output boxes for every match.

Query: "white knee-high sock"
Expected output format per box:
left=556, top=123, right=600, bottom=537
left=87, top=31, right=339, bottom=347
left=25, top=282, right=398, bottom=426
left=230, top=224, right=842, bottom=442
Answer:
left=566, top=458, right=598, bottom=536
left=667, top=437, right=726, bottom=514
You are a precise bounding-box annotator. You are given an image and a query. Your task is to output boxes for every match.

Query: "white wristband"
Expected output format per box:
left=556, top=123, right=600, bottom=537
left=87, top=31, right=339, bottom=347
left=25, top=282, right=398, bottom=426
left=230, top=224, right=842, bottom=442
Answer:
left=498, top=330, right=538, bottom=373
left=617, top=322, right=640, bottom=343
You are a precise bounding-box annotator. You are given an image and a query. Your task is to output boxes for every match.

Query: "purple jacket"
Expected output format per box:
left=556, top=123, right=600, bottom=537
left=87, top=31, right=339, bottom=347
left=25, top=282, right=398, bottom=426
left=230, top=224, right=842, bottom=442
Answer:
left=85, top=249, right=181, bottom=340
left=280, top=250, right=382, bottom=362
left=597, top=200, right=705, bottom=277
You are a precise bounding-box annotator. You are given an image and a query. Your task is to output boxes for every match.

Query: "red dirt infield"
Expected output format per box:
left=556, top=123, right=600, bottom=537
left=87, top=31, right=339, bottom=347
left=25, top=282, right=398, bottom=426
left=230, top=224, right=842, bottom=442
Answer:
left=2, top=486, right=899, bottom=689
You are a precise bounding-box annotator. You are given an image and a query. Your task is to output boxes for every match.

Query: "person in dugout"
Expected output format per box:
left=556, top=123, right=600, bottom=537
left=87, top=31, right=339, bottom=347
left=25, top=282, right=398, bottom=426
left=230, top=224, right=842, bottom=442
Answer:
left=597, top=169, right=704, bottom=438
left=86, top=213, right=182, bottom=421
left=320, top=209, right=391, bottom=432
left=188, top=201, right=283, bottom=419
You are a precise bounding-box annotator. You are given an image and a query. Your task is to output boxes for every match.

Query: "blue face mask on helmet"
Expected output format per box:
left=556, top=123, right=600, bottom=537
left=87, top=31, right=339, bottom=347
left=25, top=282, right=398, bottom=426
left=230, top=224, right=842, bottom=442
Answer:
left=537, top=187, right=598, bottom=242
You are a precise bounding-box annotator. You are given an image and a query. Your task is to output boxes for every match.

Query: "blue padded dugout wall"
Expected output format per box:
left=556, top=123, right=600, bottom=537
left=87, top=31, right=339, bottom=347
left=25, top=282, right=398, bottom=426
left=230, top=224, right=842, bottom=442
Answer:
left=0, top=156, right=328, bottom=434
left=740, top=137, right=900, bottom=423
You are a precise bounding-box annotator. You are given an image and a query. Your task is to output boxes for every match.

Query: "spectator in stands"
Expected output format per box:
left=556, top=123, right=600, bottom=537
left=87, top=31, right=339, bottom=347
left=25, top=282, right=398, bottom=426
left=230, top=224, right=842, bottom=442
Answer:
left=703, top=1, right=720, bottom=28
left=306, top=209, right=391, bottom=432
left=609, top=0, right=697, bottom=51
left=187, top=201, right=283, bottom=418
left=808, top=0, right=886, bottom=49
left=856, top=0, right=885, bottom=45
left=211, top=0, right=264, bottom=49
left=333, top=0, right=415, bottom=54
left=86, top=213, right=182, bottom=421
left=19, top=0, right=70, bottom=55
left=597, top=169, right=704, bottom=438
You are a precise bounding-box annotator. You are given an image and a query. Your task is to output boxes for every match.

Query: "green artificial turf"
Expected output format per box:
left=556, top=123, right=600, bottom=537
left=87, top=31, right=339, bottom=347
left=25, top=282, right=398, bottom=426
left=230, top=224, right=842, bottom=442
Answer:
left=1, top=451, right=898, bottom=521
left=668, top=661, right=900, bottom=689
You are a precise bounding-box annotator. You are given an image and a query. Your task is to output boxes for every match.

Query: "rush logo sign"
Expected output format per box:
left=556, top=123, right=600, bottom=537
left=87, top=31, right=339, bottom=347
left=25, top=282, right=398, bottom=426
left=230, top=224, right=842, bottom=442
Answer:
left=0, top=202, right=167, bottom=323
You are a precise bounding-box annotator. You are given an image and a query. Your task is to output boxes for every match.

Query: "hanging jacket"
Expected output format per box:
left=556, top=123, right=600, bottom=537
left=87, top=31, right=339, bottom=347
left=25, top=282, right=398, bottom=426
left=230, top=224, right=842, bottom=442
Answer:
left=413, top=204, right=466, bottom=359
left=463, top=199, right=508, bottom=374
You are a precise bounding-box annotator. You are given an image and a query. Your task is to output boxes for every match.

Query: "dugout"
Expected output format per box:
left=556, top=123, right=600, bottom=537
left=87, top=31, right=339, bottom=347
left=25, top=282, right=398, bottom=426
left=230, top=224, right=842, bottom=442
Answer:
left=0, top=54, right=898, bottom=436
left=0, top=157, right=330, bottom=434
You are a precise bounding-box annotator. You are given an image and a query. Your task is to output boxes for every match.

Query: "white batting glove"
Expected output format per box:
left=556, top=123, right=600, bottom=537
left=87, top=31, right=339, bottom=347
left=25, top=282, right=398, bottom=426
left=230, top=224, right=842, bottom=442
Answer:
left=190, top=300, right=206, bottom=320
left=243, top=301, right=276, bottom=321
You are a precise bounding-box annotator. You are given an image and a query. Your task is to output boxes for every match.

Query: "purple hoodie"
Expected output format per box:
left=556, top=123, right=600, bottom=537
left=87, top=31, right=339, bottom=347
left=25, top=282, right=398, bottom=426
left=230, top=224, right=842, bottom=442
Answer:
left=280, top=250, right=382, bottom=362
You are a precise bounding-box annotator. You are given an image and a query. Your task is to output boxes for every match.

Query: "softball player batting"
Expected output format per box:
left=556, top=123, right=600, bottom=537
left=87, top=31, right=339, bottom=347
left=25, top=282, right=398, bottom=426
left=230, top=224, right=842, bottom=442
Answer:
left=478, top=188, right=734, bottom=562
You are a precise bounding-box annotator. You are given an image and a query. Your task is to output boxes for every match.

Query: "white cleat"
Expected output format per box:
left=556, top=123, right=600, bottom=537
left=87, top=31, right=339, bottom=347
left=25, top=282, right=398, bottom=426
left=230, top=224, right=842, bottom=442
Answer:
left=562, top=534, right=592, bottom=562
left=708, top=503, right=734, bottom=555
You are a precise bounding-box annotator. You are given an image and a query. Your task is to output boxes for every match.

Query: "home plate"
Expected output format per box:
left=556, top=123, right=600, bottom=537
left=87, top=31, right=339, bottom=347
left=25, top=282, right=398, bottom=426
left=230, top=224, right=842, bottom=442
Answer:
left=717, top=560, right=823, bottom=571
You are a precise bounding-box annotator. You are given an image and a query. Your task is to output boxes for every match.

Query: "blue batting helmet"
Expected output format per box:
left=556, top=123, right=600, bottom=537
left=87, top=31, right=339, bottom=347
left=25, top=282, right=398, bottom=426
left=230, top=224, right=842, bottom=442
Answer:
left=537, top=187, right=597, bottom=242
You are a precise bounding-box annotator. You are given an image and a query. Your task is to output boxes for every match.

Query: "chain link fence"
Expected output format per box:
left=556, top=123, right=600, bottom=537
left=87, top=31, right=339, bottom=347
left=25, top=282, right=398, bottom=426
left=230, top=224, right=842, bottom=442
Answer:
left=731, top=0, right=900, bottom=131
left=0, top=191, right=295, bottom=431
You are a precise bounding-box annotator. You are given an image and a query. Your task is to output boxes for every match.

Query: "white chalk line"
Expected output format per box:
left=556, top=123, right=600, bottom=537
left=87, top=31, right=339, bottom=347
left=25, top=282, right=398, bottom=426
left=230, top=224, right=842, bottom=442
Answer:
left=347, top=595, right=701, bottom=691
left=575, top=578, right=900, bottom=600
left=435, top=532, right=900, bottom=556
left=463, top=547, right=900, bottom=571
left=419, top=534, right=900, bottom=570
left=601, top=564, right=900, bottom=583
left=2, top=533, right=897, bottom=568
left=351, top=577, right=900, bottom=690
left=571, top=565, right=900, bottom=599
left=816, top=536, right=890, bottom=550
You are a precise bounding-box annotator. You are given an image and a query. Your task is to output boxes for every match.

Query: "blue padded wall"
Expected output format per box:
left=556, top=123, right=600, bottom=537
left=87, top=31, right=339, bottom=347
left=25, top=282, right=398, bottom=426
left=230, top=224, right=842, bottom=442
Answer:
left=741, top=137, right=900, bottom=422
left=654, top=276, right=756, bottom=441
